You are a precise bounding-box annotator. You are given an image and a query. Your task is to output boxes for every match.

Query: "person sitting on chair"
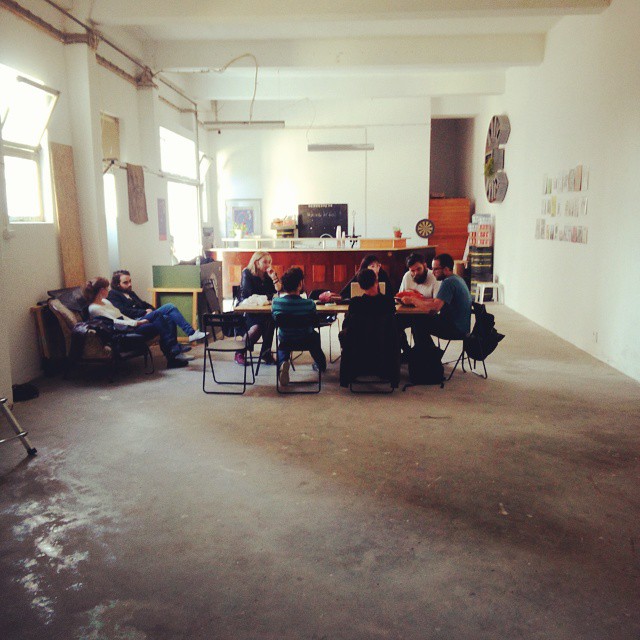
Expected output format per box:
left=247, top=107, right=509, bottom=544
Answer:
left=236, top=251, right=282, bottom=366
left=411, top=253, right=472, bottom=345
left=344, top=267, right=396, bottom=322
left=396, top=252, right=440, bottom=354
left=339, top=254, right=393, bottom=299
left=84, top=277, right=191, bottom=369
left=107, top=270, right=206, bottom=347
left=339, top=268, right=400, bottom=388
left=272, top=267, right=327, bottom=387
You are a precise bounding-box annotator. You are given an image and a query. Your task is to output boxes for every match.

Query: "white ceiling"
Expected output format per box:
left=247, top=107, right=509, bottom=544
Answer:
left=84, top=0, right=611, bottom=109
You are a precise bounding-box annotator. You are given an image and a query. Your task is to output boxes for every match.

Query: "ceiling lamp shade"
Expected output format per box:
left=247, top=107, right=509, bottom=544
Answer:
left=307, top=143, right=374, bottom=152
left=203, top=120, right=285, bottom=129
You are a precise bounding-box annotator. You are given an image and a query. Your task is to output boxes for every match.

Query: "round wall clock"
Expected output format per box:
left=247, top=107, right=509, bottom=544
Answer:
left=484, top=115, right=510, bottom=203
left=415, top=218, right=435, bottom=238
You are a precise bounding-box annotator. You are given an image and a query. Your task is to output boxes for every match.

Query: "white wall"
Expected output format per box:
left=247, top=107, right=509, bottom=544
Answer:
left=0, top=11, right=70, bottom=385
left=0, top=10, right=207, bottom=385
left=473, top=0, right=640, bottom=381
left=213, top=99, right=431, bottom=241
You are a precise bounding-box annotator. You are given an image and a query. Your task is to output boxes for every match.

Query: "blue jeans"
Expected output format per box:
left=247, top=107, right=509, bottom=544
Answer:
left=277, top=332, right=327, bottom=372
left=136, top=310, right=181, bottom=358
left=144, top=304, right=195, bottom=337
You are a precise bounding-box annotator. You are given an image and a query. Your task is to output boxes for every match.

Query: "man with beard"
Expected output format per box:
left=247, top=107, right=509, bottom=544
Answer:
left=395, top=253, right=440, bottom=353
left=107, top=270, right=206, bottom=349
left=411, top=253, right=472, bottom=345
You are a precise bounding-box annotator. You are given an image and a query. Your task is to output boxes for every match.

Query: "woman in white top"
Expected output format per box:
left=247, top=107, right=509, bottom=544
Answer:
left=83, top=277, right=189, bottom=368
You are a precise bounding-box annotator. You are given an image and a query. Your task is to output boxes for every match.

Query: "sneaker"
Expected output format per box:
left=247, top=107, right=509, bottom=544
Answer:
left=234, top=352, right=246, bottom=366
left=188, top=330, right=207, bottom=343
left=312, top=362, right=326, bottom=373
left=279, top=360, right=290, bottom=386
left=179, top=354, right=195, bottom=362
left=180, top=345, right=192, bottom=353
left=167, top=356, right=189, bottom=369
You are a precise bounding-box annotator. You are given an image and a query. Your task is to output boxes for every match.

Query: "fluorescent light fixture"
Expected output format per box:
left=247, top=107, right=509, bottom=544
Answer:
left=203, top=120, right=285, bottom=129
left=307, top=143, right=374, bottom=152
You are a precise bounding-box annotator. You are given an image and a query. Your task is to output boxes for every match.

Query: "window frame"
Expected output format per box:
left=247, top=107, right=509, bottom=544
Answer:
left=2, top=141, right=45, bottom=223
left=1, top=68, right=58, bottom=224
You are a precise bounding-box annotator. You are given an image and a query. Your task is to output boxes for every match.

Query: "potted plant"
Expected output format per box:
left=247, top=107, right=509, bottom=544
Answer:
left=393, top=226, right=402, bottom=239
left=233, top=222, right=247, bottom=239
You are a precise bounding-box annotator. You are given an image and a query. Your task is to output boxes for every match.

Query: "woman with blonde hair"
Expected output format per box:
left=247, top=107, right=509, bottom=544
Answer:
left=236, top=251, right=282, bottom=365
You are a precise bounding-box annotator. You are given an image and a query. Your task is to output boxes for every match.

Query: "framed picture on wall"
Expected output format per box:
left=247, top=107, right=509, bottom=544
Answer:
left=225, top=199, right=262, bottom=237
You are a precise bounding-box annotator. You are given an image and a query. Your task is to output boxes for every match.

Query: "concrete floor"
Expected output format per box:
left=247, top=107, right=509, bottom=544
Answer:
left=1, top=305, right=639, bottom=640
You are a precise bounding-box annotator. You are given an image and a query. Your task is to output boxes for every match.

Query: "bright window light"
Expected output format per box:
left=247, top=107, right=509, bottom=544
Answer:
left=167, top=181, right=201, bottom=261
left=3, top=155, right=41, bottom=220
left=159, top=127, right=197, bottom=180
left=0, top=66, right=59, bottom=149
left=103, top=172, right=120, bottom=271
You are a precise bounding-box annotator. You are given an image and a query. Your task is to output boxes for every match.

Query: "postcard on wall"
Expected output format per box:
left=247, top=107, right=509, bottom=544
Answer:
left=580, top=197, right=588, bottom=216
left=575, top=165, right=583, bottom=191
left=158, top=198, right=167, bottom=241
left=582, top=166, right=590, bottom=190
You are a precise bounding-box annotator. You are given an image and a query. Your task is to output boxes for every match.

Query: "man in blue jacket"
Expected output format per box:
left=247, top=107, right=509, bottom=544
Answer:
left=108, top=270, right=206, bottom=346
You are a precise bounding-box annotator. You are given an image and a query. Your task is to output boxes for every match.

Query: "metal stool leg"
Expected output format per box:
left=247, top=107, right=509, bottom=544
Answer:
left=0, top=398, right=37, bottom=456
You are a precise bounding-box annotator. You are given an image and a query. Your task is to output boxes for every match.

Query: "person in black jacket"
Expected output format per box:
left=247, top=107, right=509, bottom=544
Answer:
left=236, top=251, right=283, bottom=365
left=339, top=268, right=400, bottom=388
left=108, top=270, right=206, bottom=345
left=338, top=254, right=394, bottom=299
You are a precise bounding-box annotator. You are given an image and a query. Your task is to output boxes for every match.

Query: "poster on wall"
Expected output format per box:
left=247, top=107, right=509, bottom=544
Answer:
left=225, top=199, right=262, bottom=237
left=157, top=198, right=167, bottom=241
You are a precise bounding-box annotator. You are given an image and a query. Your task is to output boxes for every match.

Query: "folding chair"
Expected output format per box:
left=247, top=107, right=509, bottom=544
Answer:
left=274, top=313, right=322, bottom=394
left=1, top=397, right=37, bottom=457
left=202, top=313, right=256, bottom=394
left=441, top=303, right=490, bottom=380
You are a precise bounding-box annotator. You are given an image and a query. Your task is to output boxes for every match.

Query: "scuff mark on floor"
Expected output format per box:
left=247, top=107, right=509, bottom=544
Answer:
left=2, top=449, right=120, bottom=624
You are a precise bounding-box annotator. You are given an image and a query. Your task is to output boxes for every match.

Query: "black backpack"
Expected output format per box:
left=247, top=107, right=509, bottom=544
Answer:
left=407, top=344, right=445, bottom=387
left=464, top=303, right=505, bottom=361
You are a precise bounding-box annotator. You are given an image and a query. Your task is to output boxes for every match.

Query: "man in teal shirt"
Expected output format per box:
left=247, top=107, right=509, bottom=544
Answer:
left=412, top=253, right=472, bottom=344
left=272, top=267, right=327, bottom=386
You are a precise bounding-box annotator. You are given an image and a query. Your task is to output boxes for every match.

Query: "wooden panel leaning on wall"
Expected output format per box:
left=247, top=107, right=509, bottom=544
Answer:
left=50, top=143, right=86, bottom=287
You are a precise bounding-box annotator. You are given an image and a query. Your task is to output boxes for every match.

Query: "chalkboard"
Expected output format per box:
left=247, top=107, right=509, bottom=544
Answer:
left=298, top=204, right=348, bottom=238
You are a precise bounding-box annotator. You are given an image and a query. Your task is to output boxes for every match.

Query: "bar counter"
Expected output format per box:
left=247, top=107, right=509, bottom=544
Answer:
left=209, top=243, right=437, bottom=298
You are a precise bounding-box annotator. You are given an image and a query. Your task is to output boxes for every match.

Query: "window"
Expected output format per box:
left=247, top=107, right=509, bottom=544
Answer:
left=101, top=113, right=120, bottom=161
left=0, top=64, right=59, bottom=222
left=159, top=126, right=197, bottom=180
left=159, top=126, right=202, bottom=259
left=167, top=181, right=201, bottom=262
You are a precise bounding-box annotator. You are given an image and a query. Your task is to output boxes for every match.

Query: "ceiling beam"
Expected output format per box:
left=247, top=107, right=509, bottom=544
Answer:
left=152, top=34, right=546, bottom=72
left=90, top=0, right=610, bottom=25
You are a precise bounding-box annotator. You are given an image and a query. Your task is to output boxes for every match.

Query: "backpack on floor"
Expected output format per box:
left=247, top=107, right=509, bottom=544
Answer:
left=408, top=344, right=444, bottom=387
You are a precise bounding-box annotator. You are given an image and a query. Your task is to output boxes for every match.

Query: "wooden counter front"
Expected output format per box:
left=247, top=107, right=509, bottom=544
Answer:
left=210, top=246, right=437, bottom=299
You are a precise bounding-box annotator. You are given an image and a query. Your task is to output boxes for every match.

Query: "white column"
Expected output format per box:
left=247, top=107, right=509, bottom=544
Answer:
left=63, top=41, right=110, bottom=278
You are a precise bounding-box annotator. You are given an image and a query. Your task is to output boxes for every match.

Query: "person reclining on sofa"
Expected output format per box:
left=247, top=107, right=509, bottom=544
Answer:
left=107, top=270, right=206, bottom=347
left=83, top=277, right=191, bottom=369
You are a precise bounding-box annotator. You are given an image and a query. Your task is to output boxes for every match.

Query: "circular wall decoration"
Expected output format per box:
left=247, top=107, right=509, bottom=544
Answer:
left=484, top=115, right=510, bottom=203
left=415, top=218, right=435, bottom=238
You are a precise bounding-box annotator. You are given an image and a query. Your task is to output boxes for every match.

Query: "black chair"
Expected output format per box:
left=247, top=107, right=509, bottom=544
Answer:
left=202, top=313, right=256, bottom=394
left=273, top=313, right=322, bottom=394
left=339, top=311, right=400, bottom=393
